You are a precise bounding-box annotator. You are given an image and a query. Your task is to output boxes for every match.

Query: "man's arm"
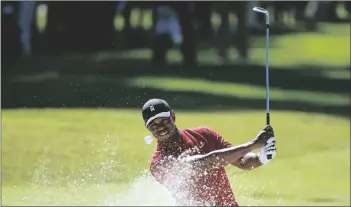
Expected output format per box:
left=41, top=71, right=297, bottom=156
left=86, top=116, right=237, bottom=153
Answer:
left=186, top=148, right=263, bottom=171
left=183, top=127, right=272, bottom=170
left=232, top=152, right=263, bottom=170
left=182, top=141, right=259, bottom=169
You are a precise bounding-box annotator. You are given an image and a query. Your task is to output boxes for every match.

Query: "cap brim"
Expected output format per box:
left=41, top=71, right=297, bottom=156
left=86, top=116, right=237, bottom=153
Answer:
left=145, top=111, right=171, bottom=127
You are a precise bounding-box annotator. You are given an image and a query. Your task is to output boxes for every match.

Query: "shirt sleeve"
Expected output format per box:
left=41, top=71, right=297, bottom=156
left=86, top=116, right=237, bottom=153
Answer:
left=204, top=127, right=232, bottom=150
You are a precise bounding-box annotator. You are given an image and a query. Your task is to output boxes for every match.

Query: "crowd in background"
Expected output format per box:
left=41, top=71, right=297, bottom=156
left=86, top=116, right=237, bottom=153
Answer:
left=2, top=1, right=350, bottom=66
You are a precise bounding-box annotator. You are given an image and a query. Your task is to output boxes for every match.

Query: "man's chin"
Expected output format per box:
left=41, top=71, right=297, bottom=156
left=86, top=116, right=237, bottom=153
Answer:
left=157, top=132, right=175, bottom=142
left=157, top=135, right=171, bottom=142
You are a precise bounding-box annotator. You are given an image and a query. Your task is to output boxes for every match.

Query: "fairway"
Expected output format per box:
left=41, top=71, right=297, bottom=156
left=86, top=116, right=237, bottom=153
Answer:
left=2, top=109, right=350, bottom=206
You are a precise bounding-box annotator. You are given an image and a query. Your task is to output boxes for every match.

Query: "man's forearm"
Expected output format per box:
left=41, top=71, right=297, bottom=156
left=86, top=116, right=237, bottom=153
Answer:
left=236, top=152, right=263, bottom=170
left=193, top=141, right=257, bottom=169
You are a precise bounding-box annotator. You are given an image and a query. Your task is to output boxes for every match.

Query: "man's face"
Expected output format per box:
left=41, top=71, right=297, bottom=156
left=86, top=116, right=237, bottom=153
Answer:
left=147, top=117, right=176, bottom=142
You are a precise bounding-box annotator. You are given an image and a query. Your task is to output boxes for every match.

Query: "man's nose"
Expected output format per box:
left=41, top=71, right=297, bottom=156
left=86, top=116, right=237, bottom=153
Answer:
left=155, top=122, right=165, bottom=126
left=156, top=124, right=165, bottom=128
left=155, top=124, right=166, bottom=129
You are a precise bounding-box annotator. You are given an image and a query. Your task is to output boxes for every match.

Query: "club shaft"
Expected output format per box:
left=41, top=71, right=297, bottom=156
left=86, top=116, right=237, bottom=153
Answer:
left=265, top=23, right=270, bottom=125
left=252, top=8, right=270, bottom=125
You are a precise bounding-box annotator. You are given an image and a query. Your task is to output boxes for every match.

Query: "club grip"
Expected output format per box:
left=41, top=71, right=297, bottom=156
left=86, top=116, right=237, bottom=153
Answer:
left=266, top=113, right=270, bottom=125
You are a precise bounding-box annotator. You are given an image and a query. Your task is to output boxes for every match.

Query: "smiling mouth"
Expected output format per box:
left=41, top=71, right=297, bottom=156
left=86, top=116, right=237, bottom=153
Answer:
left=158, top=129, right=169, bottom=136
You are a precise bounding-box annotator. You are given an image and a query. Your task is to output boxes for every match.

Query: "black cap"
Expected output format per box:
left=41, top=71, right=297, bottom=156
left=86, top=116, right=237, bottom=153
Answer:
left=142, top=99, right=172, bottom=126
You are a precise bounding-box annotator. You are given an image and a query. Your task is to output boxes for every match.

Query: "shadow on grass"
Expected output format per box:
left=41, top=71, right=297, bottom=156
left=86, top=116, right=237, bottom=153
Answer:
left=2, top=51, right=349, bottom=118
left=2, top=77, right=349, bottom=118
left=50, top=57, right=349, bottom=94
left=5, top=56, right=349, bottom=94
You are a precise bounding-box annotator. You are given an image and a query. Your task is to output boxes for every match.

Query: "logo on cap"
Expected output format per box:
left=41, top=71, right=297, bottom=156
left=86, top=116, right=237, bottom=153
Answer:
left=149, top=105, right=155, bottom=111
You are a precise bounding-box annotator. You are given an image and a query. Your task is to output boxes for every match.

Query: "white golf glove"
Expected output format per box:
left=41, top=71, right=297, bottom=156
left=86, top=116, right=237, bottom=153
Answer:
left=259, top=137, right=277, bottom=165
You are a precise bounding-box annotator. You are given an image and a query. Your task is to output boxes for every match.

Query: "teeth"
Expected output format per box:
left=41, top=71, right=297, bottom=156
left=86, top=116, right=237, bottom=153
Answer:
left=160, top=131, right=167, bottom=135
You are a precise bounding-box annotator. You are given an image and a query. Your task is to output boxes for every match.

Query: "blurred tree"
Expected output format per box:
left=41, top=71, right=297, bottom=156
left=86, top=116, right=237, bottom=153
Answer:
left=346, top=2, right=351, bottom=14
left=317, top=2, right=339, bottom=22
left=213, top=2, right=231, bottom=64
left=236, top=1, right=249, bottom=62
left=176, top=2, right=197, bottom=66
left=1, top=1, right=21, bottom=65
left=194, top=2, right=213, bottom=40
left=45, top=2, right=116, bottom=53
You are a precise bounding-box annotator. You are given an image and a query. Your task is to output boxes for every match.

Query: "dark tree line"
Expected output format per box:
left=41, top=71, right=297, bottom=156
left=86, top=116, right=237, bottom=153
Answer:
left=2, top=1, right=350, bottom=66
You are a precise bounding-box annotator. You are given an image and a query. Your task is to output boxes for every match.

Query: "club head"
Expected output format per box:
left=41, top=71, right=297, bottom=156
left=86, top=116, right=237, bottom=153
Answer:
left=253, top=7, right=268, bottom=15
left=253, top=7, right=270, bottom=25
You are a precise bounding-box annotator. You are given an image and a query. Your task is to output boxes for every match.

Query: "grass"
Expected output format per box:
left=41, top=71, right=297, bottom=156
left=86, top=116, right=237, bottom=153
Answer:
left=125, top=76, right=349, bottom=106
left=114, top=23, right=350, bottom=70
left=2, top=109, right=350, bottom=206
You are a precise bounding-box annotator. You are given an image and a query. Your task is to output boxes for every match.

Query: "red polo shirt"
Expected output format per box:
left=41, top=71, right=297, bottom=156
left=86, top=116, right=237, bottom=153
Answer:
left=150, top=127, right=238, bottom=206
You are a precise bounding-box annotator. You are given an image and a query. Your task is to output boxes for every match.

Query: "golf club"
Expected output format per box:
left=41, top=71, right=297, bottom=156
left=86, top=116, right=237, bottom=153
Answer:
left=253, top=7, right=270, bottom=126
left=253, top=7, right=273, bottom=161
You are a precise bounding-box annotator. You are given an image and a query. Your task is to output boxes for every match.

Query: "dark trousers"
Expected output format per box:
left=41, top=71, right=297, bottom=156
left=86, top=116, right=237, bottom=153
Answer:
left=152, top=33, right=172, bottom=65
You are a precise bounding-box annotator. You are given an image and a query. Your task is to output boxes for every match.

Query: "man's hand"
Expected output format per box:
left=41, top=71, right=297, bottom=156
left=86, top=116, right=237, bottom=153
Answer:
left=252, top=125, right=275, bottom=148
left=259, top=137, right=277, bottom=164
left=253, top=125, right=277, bottom=164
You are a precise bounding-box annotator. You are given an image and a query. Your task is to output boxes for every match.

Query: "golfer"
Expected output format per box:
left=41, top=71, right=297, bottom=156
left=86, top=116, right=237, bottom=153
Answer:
left=142, top=99, right=277, bottom=206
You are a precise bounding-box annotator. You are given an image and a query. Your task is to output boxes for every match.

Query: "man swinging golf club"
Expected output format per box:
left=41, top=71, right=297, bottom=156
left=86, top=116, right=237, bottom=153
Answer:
left=142, top=98, right=277, bottom=206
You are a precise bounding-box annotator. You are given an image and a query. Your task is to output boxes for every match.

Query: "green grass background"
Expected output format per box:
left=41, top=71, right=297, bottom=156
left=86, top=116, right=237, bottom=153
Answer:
left=2, top=110, right=350, bottom=205
left=2, top=7, right=350, bottom=206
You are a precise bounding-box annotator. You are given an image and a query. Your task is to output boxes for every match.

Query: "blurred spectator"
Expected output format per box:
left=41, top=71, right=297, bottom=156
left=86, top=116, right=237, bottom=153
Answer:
left=152, top=2, right=197, bottom=67
left=304, top=1, right=319, bottom=30
left=18, top=0, right=36, bottom=57
left=152, top=4, right=182, bottom=65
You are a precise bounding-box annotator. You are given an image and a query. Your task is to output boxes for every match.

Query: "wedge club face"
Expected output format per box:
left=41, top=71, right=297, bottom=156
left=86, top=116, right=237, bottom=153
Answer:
left=253, top=7, right=270, bottom=25
left=253, top=7, right=268, bottom=14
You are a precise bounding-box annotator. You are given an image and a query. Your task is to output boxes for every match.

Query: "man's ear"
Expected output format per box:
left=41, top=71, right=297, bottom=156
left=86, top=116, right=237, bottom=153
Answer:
left=171, top=111, right=176, bottom=123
